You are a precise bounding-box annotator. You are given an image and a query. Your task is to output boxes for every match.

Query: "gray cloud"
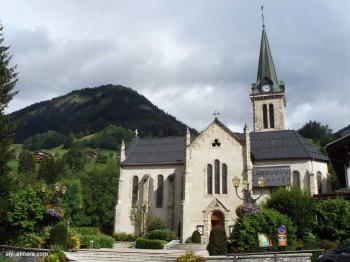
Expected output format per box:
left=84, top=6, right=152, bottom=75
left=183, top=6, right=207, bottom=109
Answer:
left=1, top=0, right=350, bottom=132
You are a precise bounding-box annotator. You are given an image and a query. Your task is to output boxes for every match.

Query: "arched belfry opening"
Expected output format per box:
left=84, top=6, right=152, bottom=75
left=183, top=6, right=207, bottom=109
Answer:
left=211, top=211, right=225, bottom=228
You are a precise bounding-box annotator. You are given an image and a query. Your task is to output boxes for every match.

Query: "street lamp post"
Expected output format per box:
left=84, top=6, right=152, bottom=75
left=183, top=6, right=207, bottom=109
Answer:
left=232, top=176, right=266, bottom=205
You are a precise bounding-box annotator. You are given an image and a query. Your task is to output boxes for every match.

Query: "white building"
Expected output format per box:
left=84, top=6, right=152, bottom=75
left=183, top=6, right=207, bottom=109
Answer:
left=114, top=27, right=329, bottom=243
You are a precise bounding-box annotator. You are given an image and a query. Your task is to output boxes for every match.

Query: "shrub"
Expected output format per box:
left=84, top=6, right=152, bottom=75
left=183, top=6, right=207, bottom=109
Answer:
left=135, top=237, right=166, bottom=249
left=67, top=230, right=81, bottom=251
left=39, top=245, right=66, bottom=262
left=191, top=230, right=201, bottom=244
left=12, top=233, right=45, bottom=248
left=80, top=234, right=114, bottom=249
left=49, top=223, right=68, bottom=250
left=177, top=251, right=206, bottom=262
left=266, top=186, right=315, bottom=238
left=145, top=229, right=176, bottom=242
left=0, top=258, right=16, bottom=262
left=229, top=209, right=296, bottom=253
left=113, top=232, right=137, bottom=241
left=207, top=226, right=227, bottom=256
left=315, top=198, right=350, bottom=242
left=147, top=217, right=165, bottom=232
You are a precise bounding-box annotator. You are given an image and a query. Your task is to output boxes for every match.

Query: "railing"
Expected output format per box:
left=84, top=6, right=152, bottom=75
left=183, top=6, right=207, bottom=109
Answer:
left=0, top=245, right=49, bottom=262
left=227, top=249, right=326, bottom=262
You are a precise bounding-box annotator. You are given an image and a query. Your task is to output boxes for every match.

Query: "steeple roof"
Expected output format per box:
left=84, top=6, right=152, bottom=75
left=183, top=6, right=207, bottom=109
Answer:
left=252, top=28, right=284, bottom=94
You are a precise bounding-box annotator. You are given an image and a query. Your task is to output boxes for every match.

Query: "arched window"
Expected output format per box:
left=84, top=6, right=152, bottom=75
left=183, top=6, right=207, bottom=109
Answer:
left=207, top=164, right=213, bottom=195
left=304, top=172, right=310, bottom=193
left=132, top=176, right=139, bottom=205
left=269, top=104, right=275, bottom=128
left=222, top=164, right=228, bottom=194
left=214, top=160, right=220, bottom=194
left=317, top=172, right=322, bottom=194
left=156, top=175, right=164, bottom=208
left=263, top=104, right=268, bottom=129
left=292, top=171, right=300, bottom=188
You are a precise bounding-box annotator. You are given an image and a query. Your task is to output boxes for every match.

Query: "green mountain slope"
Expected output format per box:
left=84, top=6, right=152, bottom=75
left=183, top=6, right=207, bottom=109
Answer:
left=11, top=84, right=194, bottom=142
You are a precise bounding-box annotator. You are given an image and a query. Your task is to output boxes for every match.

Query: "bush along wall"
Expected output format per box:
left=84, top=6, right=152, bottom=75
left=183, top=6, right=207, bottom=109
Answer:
left=135, top=237, right=167, bottom=249
left=229, top=209, right=296, bottom=253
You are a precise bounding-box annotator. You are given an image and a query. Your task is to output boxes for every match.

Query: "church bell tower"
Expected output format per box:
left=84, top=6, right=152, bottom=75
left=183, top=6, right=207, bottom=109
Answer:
left=250, top=26, right=286, bottom=132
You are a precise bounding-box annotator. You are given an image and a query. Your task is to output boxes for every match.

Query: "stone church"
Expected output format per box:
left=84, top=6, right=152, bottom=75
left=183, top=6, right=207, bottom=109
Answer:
left=114, top=27, right=329, bottom=243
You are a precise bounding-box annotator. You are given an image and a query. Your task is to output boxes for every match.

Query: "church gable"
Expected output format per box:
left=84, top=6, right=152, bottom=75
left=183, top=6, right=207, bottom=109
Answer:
left=189, top=118, right=243, bottom=151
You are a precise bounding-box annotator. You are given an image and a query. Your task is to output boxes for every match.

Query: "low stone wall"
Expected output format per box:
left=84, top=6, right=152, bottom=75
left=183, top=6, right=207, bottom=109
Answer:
left=206, top=253, right=312, bottom=262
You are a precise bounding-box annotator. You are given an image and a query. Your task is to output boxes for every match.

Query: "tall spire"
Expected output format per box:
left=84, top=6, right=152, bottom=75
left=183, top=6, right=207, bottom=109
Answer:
left=257, top=28, right=280, bottom=91
left=251, top=10, right=284, bottom=95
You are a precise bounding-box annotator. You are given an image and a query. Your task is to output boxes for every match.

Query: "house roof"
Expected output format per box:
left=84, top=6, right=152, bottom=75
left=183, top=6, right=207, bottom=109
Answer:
left=122, top=129, right=328, bottom=166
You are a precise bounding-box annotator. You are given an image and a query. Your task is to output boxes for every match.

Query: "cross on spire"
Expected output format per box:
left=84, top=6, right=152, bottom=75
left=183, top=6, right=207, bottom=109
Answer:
left=134, top=129, right=139, bottom=137
left=261, top=5, right=265, bottom=28
left=213, top=110, right=220, bottom=119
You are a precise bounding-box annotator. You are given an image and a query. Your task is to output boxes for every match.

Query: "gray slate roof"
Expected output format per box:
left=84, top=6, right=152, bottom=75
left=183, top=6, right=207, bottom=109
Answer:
left=123, top=136, right=185, bottom=165
left=122, top=130, right=328, bottom=165
left=249, top=130, right=329, bottom=162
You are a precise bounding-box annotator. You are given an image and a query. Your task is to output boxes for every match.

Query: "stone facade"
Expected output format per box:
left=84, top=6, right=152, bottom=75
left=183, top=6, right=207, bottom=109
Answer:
left=251, top=93, right=286, bottom=132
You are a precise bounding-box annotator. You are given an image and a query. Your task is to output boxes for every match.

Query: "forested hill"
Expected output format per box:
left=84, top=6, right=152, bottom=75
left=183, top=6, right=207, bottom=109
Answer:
left=10, top=84, right=194, bottom=142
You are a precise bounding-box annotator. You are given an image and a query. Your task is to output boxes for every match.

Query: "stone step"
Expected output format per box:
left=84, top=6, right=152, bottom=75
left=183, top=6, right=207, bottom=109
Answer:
left=67, top=250, right=182, bottom=262
left=169, top=243, right=207, bottom=250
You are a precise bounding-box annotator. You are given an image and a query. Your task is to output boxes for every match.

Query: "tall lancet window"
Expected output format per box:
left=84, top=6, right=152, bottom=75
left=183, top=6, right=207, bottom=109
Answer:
left=214, top=160, right=220, bottom=194
left=207, top=164, right=213, bottom=194
left=156, top=175, right=164, bottom=208
left=132, top=176, right=139, bottom=205
left=222, top=164, right=228, bottom=194
left=269, top=104, right=275, bottom=128
left=263, top=104, right=268, bottom=129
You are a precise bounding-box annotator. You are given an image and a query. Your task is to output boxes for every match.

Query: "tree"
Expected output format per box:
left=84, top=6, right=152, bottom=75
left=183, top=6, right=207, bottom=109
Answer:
left=0, top=22, right=18, bottom=243
left=63, top=147, right=86, bottom=171
left=84, top=163, right=119, bottom=233
left=38, top=158, right=64, bottom=184
left=298, top=121, right=333, bottom=147
left=266, top=187, right=315, bottom=239
left=6, top=186, right=44, bottom=234
left=18, top=150, right=36, bottom=175
left=315, top=199, right=350, bottom=242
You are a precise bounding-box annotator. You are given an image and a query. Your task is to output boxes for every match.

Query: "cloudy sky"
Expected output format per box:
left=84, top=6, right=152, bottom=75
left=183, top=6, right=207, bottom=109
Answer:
left=1, top=0, right=350, bottom=132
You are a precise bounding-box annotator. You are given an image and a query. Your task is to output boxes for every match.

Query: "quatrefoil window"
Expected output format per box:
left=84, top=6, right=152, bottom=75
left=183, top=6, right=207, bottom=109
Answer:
left=212, top=139, right=221, bottom=147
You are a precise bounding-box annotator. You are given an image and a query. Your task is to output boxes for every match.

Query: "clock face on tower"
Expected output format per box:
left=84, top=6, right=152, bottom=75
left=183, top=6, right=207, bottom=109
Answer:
left=262, top=84, right=271, bottom=92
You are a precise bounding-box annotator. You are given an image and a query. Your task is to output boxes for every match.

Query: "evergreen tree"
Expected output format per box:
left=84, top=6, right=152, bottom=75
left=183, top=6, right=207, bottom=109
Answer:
left=0, top=22, right=18, bottom=243
left=18, top=150, right=36, bottom=175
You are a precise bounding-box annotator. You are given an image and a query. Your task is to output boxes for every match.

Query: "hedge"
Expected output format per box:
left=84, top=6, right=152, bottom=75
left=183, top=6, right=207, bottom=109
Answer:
left=145, top=229, right=176, bottom=242
left=80, top=234, right=114, bottom=248
left=135, top=237, right=167, bottom=249
left=113, top=232, right=137, bottom=242
left=72, top=227, right=101, bottom=235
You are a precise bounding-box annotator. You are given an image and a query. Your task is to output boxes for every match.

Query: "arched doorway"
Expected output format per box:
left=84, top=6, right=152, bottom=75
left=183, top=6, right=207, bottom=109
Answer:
left=211, top=211, right=224, bottom=228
